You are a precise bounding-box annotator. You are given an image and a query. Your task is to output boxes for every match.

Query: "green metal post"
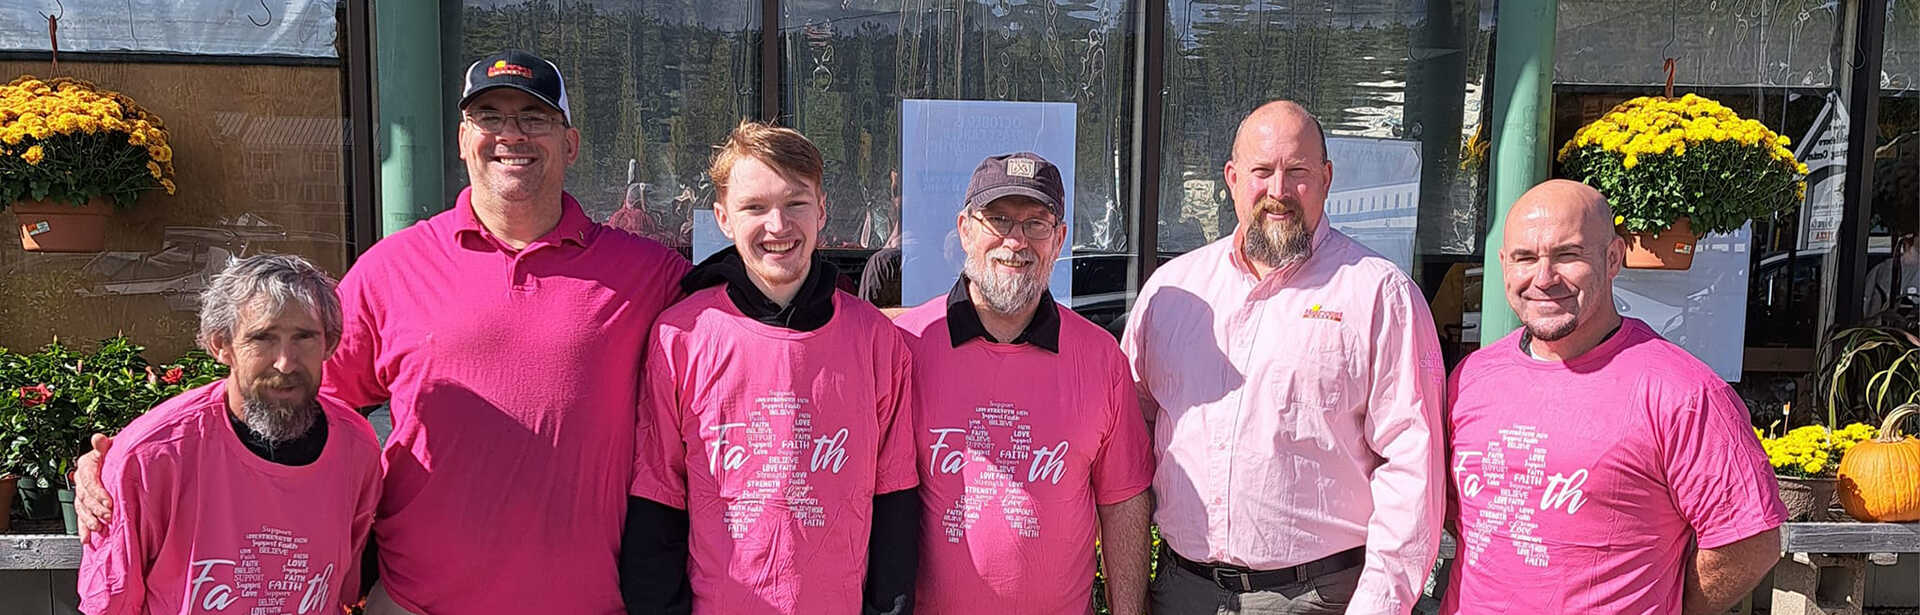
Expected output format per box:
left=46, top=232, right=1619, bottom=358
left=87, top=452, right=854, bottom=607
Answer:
left=1478, top=0, right=1558, bottom=345
left=375, top=0, right=445, bottom=236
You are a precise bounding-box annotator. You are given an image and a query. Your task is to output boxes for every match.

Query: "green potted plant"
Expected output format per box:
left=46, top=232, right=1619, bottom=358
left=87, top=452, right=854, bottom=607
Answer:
left=0, top=75, right=176, bottom=252
left=1, top=337, right=224, bottom=532
left=1556, top=94, right=1807, bottom=270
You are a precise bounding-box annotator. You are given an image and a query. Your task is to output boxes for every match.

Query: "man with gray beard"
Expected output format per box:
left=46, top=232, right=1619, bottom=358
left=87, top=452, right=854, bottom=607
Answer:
left=1122, top=101, right=1446, bottom=614
left=78, top=255, right=382, bottom=614
left=894, top=152, right=1155, bottom=614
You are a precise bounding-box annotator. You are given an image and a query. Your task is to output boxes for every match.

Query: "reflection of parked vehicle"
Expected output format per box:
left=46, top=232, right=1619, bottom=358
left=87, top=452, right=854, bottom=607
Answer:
left=1746, top=243, right=1893, bottom=347
left=52, top=224, right=344, bottom=312
left=1064, top=252, right=1176, bottom=339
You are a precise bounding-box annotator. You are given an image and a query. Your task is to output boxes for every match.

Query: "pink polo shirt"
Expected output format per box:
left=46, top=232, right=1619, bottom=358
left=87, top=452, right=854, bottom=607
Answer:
left=1121, top=217, right=1447, bottom=614
left=323, top=188, right=691, bottom=614
left=894, top=295, right=1154, bottom=614
left=80, top=380, right=381, bottom=615
left=631, top=288, right=920, bottom=615
left=1442, top=319, right=1786, bottom=614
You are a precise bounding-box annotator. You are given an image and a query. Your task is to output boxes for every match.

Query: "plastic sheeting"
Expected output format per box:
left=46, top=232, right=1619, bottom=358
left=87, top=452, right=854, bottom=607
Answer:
left=1, top=0, right=339, bottom=58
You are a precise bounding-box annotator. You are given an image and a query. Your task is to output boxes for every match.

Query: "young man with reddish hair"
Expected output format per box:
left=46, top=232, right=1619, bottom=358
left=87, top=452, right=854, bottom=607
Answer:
left=621, top=120, right=920, bottom=615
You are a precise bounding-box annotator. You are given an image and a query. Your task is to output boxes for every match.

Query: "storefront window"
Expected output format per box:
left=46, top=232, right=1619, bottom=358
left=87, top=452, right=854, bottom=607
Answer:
left=1159, top=0, right=1495, bottom=361
left=450, top=0, right=763, bottom=250
left=779, top=0, right=1140, bottom=324
left=0, top=5, right=353, bottom=359
left=1869, top=1, right=1918, bottom=315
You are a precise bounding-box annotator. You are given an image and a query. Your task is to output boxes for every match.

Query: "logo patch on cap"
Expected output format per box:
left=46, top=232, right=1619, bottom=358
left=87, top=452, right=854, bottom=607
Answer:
left=487, top=60, right=535, bottom=79
left=1006, top=158, right=1037, bottom=179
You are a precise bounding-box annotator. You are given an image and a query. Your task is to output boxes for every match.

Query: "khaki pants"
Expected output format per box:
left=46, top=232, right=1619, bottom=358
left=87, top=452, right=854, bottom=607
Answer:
left=1150, top=555, right=1362, bottom=615
left=362, top=581, right=425, bottom=615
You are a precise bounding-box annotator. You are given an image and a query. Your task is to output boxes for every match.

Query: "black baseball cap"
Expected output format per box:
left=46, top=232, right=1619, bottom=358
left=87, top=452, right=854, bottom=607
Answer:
left=460, top=49, right=572, bottom=125
left=964, top=152, right=1065, bottom=217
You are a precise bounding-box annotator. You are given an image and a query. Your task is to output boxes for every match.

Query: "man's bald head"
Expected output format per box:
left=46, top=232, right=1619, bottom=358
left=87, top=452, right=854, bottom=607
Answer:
left=1505, top=179, right=1615, bottom=242
left=1500, top=179, right=1625, bottom=354
left=1233, top=101, right=1330, bottom=164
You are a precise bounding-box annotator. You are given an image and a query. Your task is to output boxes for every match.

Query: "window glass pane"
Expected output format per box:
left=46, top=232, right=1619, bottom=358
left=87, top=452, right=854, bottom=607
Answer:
left=1158, top=0, right=1494, bottom=258
left=0, top=40, right=352, bottom=359
left=1548, top=1, right=1856, bottom=422
left=451, top=1, right=762, bottom=250
left=1557, top=0, right=1840, bottom=88
left=1160, top=0, right=1494, bottom=364
left=781, top=0, right=1139, bottom=330
left=1872, top=3, right=1917, bottom=314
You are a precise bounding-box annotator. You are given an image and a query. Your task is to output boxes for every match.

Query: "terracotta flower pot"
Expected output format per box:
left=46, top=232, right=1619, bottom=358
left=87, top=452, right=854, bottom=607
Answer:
left=1618, top=217, right=1699, bottom=270
left=12, top=197, right=111, bottom=252
left=1778, top=474, right=1836, bottom=522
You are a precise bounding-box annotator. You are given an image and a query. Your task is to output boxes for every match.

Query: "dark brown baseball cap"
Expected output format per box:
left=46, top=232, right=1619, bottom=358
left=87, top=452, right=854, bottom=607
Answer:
left=964, top=152, right=1064, bottom=217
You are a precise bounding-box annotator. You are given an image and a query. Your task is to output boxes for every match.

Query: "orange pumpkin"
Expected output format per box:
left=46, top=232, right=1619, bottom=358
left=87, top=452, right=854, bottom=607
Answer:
left=1837, top=404, right=1920, bottom=522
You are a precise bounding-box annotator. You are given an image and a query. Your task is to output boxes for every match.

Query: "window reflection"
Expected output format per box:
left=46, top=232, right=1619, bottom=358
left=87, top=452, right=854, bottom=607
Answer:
left=452, top=0, right=762, bottom=250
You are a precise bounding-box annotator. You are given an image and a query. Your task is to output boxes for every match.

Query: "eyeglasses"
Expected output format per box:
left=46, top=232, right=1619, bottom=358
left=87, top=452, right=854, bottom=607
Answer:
left=970, top=212, right=1062, bottom=240
left=463, top=110, right=565, bottom=136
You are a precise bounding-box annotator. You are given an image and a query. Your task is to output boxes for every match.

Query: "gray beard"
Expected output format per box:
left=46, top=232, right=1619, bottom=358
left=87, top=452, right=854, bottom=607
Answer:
left=963, top=252, right=1047, bottom=315
left=1244, top=215, right=1313, bottom=270
left=241, top=397, right=320, bottom=444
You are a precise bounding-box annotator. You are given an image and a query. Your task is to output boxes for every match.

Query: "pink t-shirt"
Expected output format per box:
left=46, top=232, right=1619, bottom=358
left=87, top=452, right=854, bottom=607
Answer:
left=80, top=380, right=382, bottom=615
left=894, top=297, right=1154, bottom=615
left=631, top=288, right=919, bottom=615
left=323, top=188, right=691, bottom=614
left=1442, top=318, right=1786, bottom=614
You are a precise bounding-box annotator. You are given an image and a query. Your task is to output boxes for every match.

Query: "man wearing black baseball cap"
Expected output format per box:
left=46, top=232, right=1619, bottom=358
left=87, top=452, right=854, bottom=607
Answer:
left=73, top=48, right=695, bottom=615
left=893, top=152, right=1155, bottom=615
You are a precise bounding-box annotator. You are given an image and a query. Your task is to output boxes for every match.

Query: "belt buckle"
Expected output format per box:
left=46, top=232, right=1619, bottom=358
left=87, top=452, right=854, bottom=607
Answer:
left=1210, top=567, right=1252, bottom=592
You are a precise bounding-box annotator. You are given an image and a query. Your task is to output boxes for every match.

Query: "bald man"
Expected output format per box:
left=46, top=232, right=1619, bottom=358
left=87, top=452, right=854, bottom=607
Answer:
left=1442, top=179, right=1784, bottom=614
left=1122, top=100, right=1446, bottom=614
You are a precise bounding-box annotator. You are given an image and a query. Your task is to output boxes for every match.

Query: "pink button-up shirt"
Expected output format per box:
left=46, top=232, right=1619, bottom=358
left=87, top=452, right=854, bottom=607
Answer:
left=1121, top=217, right=1445, bottom=614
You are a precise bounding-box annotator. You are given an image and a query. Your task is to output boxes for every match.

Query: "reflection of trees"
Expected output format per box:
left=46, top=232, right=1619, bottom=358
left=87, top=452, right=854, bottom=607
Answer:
left=451, top=1, right=1493, bottom=255
left=786, top=1, right=1135, bottom=251
left=460, top=1, right=758, bottom=235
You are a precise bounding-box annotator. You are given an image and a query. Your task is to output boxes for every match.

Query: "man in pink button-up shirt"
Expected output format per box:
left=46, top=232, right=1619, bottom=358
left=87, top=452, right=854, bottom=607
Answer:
left=1122, top=100, right=1446, bottom=615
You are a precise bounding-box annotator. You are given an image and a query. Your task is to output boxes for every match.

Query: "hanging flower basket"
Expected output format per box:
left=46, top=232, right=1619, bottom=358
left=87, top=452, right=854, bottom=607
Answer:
left=0, top=75, right=175, bottom=252
left=1557, top=94, right=1807, bottom=270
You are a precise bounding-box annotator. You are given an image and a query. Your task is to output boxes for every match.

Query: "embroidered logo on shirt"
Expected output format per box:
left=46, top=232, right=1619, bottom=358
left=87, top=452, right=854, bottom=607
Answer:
left=487, top=60, right=535, bottom=79
left=1301, top=304, right=1344, bottom=322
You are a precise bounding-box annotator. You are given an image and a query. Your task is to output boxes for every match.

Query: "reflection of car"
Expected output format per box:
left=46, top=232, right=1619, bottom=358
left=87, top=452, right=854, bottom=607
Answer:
left=1064, top=252, right=1177, bottom=339
left=18, top=224, right=346, bottom=313
left=1746, top=243, right=1893, bottom=347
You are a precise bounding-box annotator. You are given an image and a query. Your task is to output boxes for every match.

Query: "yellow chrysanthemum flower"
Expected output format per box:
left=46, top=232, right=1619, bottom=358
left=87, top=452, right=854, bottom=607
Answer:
left=21, top=144, right=44, bottom=165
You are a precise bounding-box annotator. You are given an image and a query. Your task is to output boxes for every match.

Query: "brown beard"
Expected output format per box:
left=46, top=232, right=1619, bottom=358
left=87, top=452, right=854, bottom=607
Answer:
left=1243, top=196, right=1312, bottom=269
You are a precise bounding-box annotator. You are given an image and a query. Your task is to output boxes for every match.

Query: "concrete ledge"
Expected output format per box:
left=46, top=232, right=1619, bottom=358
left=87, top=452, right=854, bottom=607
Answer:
left=1784, top=522, right=1920, bottom=554
left=0, top=534, right=81, bottom=570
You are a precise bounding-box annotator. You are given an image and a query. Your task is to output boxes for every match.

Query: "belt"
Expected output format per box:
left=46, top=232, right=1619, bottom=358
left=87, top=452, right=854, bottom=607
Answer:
left=1162, top=546, right=1366, bottom=593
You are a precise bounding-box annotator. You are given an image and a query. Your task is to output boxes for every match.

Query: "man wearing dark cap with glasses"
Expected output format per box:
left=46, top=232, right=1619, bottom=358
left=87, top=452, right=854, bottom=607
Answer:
left=894, top=152, right=1155, bottom=614
left=73, top=49, right=693, bottom=614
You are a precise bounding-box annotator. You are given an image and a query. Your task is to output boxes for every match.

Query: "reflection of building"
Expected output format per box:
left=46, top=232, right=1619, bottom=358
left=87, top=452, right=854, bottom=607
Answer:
left=215, top=112, right=349, bottom=231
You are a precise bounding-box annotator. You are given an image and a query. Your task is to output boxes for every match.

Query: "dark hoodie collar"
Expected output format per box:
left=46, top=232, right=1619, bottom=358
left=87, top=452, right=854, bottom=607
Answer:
left=680, top=246, right=839, bottom=332
left=945, top=275, right=1061, bottom=353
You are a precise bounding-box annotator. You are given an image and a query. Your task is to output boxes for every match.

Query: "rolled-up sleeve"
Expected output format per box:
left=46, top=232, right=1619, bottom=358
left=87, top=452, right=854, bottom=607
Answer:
left=1350, top=278, right=1446, bottom=615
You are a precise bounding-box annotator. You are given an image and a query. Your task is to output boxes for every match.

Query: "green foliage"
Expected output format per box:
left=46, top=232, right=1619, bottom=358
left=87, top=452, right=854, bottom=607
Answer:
left=1813, top=325, right=1920, bottom=430
left=0, top=336, right=227, bottom=484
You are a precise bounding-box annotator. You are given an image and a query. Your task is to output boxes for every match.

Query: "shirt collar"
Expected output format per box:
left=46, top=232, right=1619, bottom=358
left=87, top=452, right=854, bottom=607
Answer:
left=446, top=186, right=596, bottom=249
left=944, top=275, right=1061, bottom=353
left=1228, top=211, right=1335, bottom=281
